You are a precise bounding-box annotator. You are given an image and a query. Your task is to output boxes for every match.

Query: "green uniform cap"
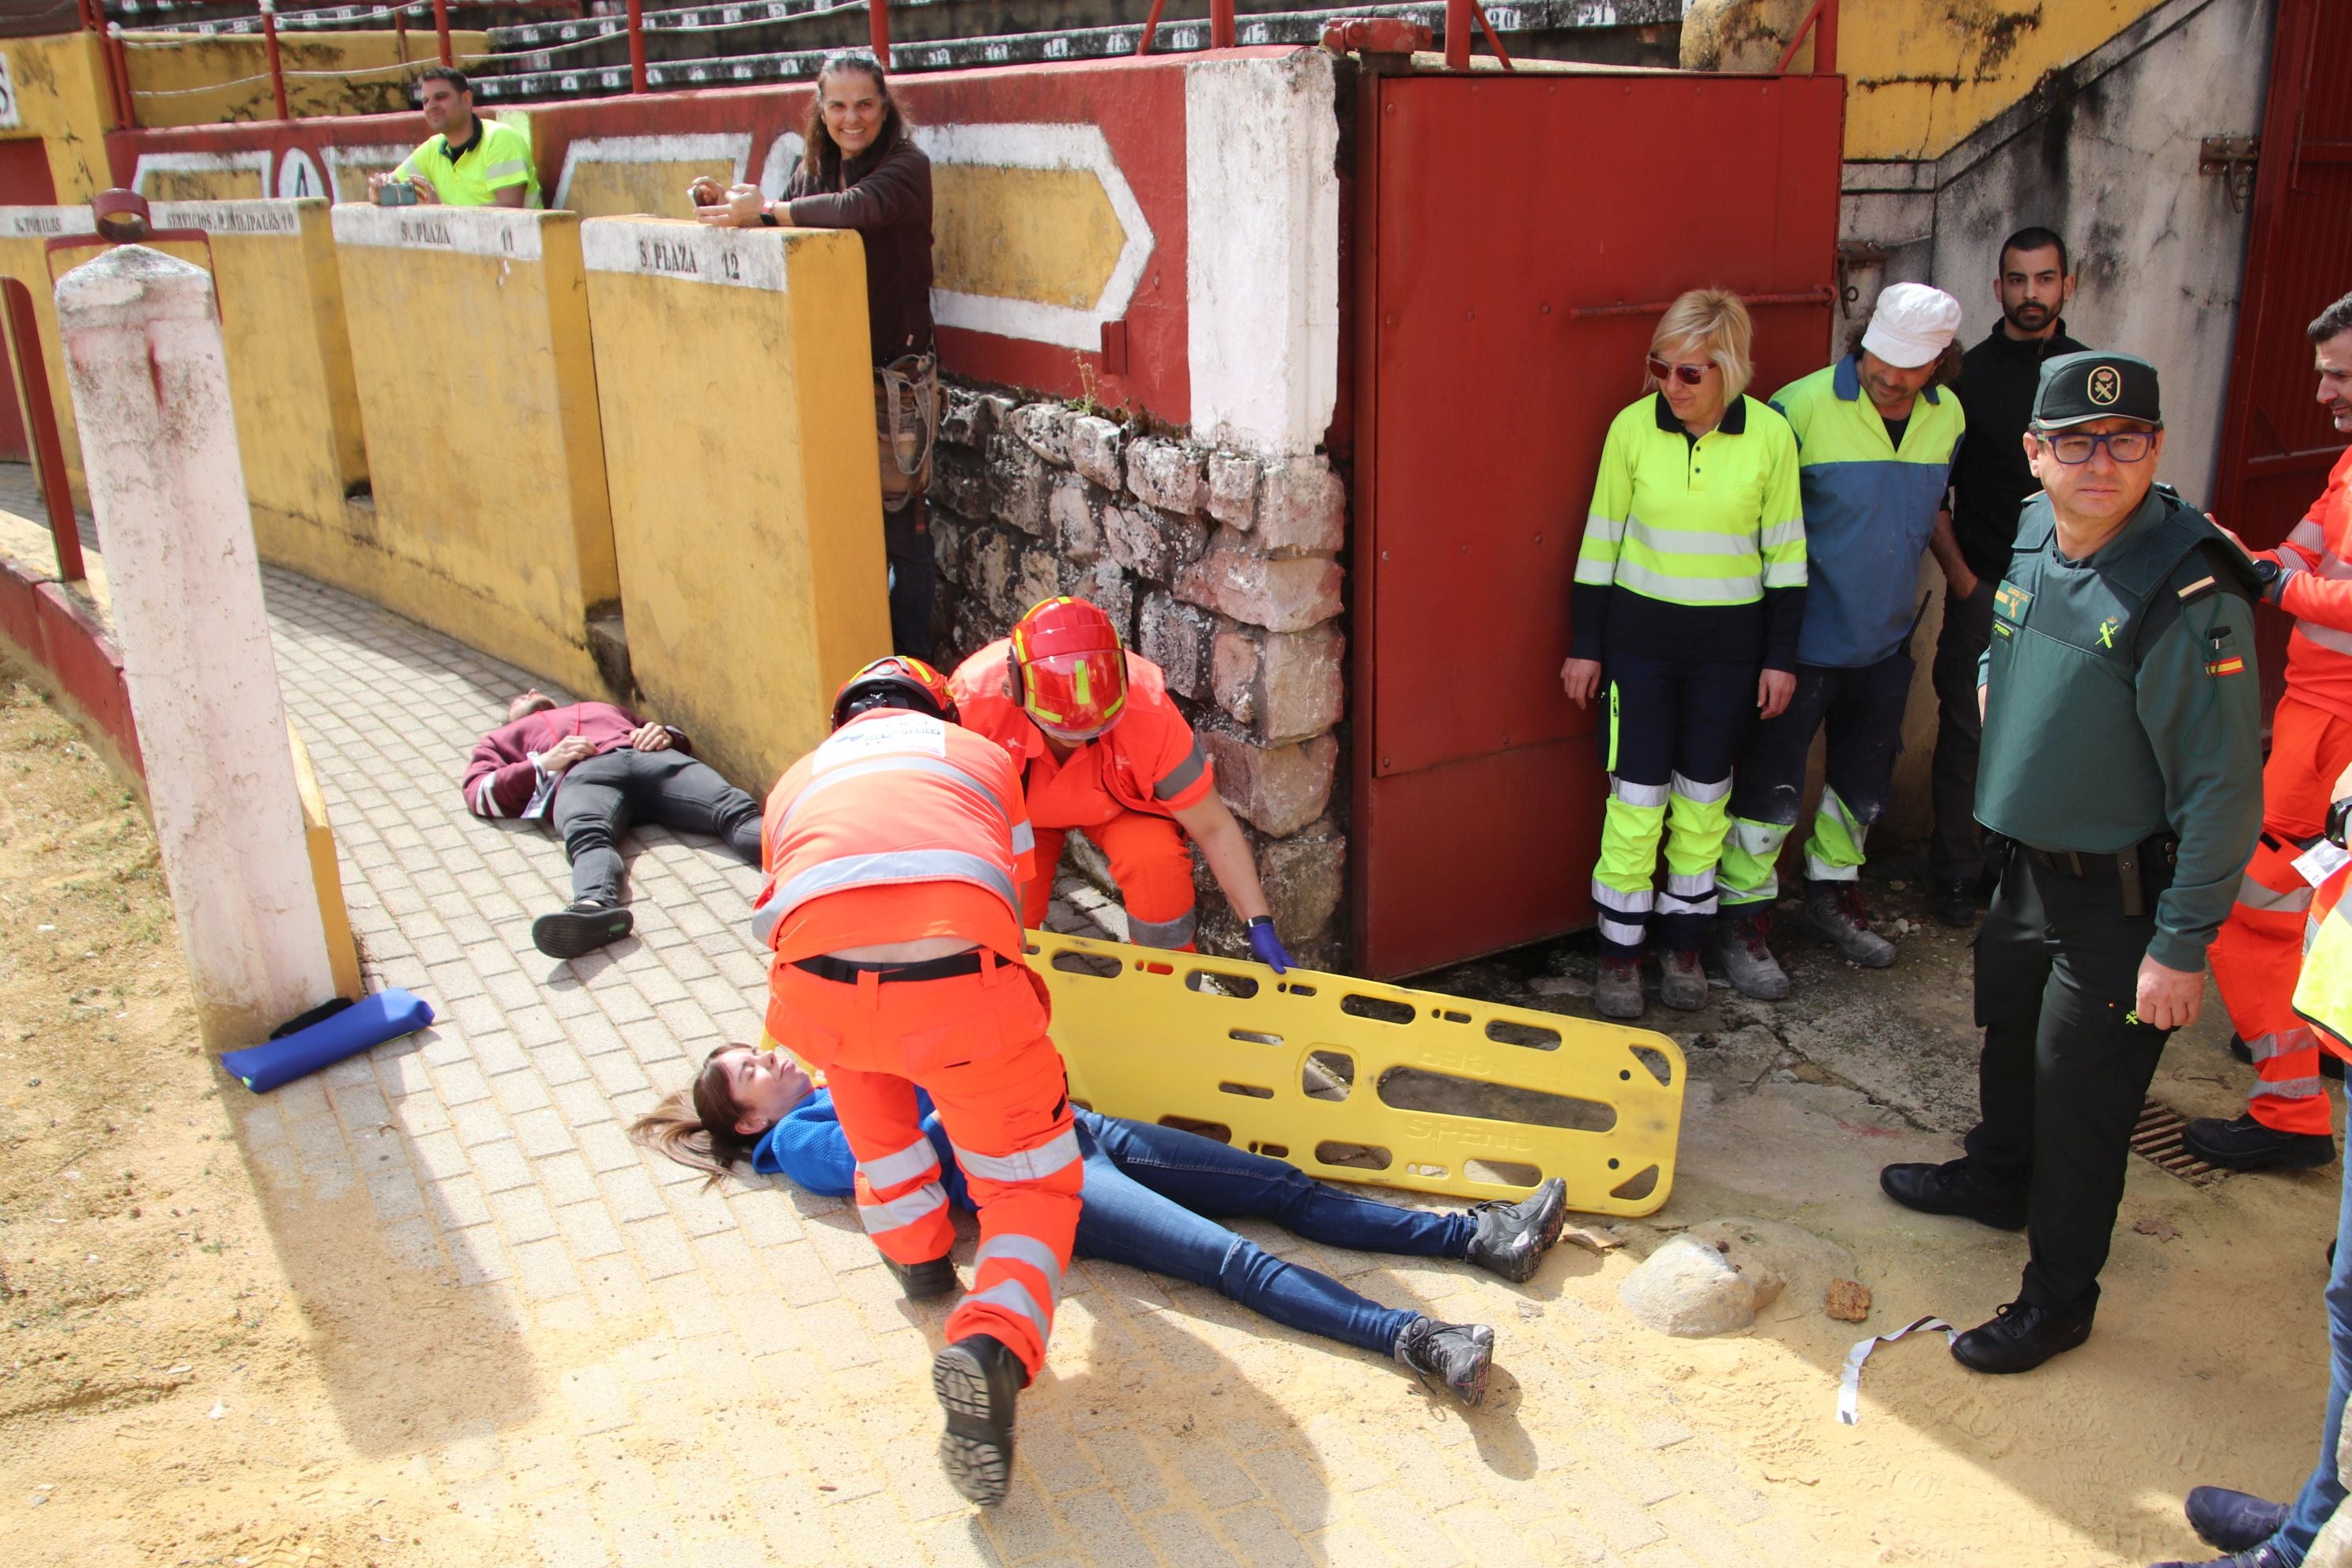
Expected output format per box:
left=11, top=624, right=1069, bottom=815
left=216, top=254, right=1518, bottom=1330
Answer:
left=2034, top=351, right=2162, bottom=430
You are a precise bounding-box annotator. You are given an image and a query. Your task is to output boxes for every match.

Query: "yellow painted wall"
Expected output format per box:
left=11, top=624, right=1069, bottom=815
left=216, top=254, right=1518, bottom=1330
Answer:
left=119, top=30, right=492, bottom=128
left=288, top=719, right=362, bottom=1001
left=933, top=164, right=1125, bottom=311
left=580, top=217, right=889, bottom=787
left=331, top=203, right=616, bottom=696
left=561, top=159, right=733, bottom=221
left=0, top=207, right=97, bottom=506
left=1844, top=0, right=2177, bottom=161
left=139, top=201, right=369, bottom=582
left=0, top=33, right=114, bottom=203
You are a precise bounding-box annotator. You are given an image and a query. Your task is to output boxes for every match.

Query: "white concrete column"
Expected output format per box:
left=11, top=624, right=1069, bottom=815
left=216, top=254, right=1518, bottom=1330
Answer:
left=56, top=244, right=336, bottom=1048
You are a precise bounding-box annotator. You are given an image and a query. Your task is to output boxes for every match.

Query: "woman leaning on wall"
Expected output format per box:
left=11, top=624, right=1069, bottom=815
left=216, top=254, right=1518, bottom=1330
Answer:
left=692, top=50, right=941, bottom=658
left=1558, top=289, right=1807, bottom=1023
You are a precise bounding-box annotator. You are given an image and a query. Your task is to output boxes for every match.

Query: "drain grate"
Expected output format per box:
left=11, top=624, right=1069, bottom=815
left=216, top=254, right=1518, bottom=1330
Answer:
left=2131, top=1099, right=2230, bottom=1185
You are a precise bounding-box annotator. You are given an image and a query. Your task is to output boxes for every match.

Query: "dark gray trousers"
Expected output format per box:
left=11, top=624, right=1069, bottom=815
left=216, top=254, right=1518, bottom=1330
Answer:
left=1962, top=851, right=2169, bottom=1309
left=1931, top=579, right=1996, bottom=882
left=549, top=749, right=762, bottom=906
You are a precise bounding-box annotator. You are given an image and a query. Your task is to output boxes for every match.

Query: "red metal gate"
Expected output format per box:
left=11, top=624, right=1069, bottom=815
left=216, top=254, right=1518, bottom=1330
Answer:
left=2212, top=0, right=2352, bottom=718
left=1349, top=69, right=1847, bottom=978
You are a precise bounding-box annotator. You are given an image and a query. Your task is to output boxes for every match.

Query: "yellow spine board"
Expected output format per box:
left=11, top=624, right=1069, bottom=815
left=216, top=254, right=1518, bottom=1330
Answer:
left=1029, top=931, right=1686, bottom=1216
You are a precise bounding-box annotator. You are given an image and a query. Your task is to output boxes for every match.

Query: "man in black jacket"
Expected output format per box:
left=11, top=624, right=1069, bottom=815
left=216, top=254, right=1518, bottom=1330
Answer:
left=1926, top=227, right=2090, bottom=927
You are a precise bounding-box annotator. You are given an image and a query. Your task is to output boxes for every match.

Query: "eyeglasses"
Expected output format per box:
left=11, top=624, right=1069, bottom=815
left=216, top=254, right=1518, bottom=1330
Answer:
left=1646, top=355, right=1714, bottom=387
left=2040, top=429, right=2155, bottom=465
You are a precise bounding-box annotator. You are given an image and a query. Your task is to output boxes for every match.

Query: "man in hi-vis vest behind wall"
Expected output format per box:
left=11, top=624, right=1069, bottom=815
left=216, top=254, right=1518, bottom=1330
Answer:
left=749, top=657, right=1080, bottom=1510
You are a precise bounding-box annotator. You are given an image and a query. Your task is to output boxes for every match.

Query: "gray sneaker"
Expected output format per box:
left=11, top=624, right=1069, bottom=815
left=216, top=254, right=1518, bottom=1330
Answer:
left=1658, top=948, right=1709, bottom=1012
left=1595, top=956, right=1645, bottom=1020
left=1800, top=884, right=1897, bottom=968
left=1712, top=908, right=1790, bottom=1000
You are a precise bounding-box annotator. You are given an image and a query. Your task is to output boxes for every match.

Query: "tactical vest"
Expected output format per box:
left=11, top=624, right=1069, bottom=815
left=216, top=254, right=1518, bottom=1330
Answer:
left=1977, top=485, right=2260, bottom=853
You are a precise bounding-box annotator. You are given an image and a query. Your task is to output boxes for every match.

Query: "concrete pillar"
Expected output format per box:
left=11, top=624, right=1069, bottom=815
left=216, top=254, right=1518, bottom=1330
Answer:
left=55, top=244, right=337, bottom=1048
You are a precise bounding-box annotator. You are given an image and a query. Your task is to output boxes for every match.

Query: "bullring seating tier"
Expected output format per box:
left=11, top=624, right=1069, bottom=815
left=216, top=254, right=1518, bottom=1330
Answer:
left=100, top=0, right=1683, bottom=105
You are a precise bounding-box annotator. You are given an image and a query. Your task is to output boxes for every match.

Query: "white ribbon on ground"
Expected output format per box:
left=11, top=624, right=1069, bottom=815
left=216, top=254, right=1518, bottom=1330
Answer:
left=1836, top=1314, right=1956, bottom=1426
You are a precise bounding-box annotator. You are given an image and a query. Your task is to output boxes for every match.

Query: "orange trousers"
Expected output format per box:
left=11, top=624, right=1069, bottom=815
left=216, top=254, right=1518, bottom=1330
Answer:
left=2212, top=696, right=2352, bottom=1135
left=765, top=956, right=1080, bottom=1378
left=1023, top=811, right=1199, bottom=948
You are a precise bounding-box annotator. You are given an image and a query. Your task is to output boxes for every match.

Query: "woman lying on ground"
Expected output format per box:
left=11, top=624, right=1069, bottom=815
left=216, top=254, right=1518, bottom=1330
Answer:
left=633, top=1043, right=1571, bottom=1408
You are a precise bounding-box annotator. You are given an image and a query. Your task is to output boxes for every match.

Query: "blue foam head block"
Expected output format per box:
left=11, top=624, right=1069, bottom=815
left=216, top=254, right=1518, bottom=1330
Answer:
left=220, top=989, right=435, bottom=1094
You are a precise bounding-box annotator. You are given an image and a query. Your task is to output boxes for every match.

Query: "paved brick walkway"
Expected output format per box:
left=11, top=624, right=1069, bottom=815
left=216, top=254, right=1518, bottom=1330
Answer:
left=238, top=564, right=1821, bottom=1566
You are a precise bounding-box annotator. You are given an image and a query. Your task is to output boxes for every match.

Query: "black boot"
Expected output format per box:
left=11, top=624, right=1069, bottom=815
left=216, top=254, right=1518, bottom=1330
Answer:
left=2150, top=1548, right=2293, bottom=1568
left=933, top=1333, right=1023, bottom=1506
left=2184, top=1486, right=2290, bottom=1553
left=532, top=899, right=632, bottom=959
left=1879, top=1158, right=2028, bottom=1231
left=1395, top=1317, right=1494, bottom=1408
left=886, top=1253, right=959, bottom=1299
left=1464, top=1178, right=1568, bottom=1283
left=2182, top=1114, right=2337, bottom=1172
left=1950, top=1294, right=2096, bottom=1374
left=1929, top=877, right=1977, bottom=929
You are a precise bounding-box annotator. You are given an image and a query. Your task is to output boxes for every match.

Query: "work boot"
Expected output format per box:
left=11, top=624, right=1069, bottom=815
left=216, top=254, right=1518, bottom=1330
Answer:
left=1657, top=948, right=1709, bottom=1012
left=933, top=1333, right=1023, bottom=1506
left=2184, top=1487, right=2291, bottom=1553
left=1951, top=1293, right=2096, bottom=1374
left=885, top=1253, right=959, bottom=1299
left=2226, top=1035, right=2345, bottom=1080
left=1929, top=877, right=1978, bottom=929
left=2182, top=1114, right=2337, bottom=1171
left=1799, top=884, right=1897, bottom=967
left=1879, top=1158, right=2028, bottom=1231
left=1395, top=1316, right=1495, bottom=1408
left=1595, top=956, right=1645, bottom=1020
left=531, top=899, right=633, bottom=959
left=2150, top=1547, right=2293, bottom=1568
left=1465, top=1177, right=1568, bottom=1283
left=1710, top=908, right=1789, bottom=1001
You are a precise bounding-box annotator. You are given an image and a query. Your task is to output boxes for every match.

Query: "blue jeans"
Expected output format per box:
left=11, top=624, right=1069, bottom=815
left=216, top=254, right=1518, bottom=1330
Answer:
left=1068, top=1110, right=1476, bottom=1355
left=2271, top=1102, right=2352, bottom=1563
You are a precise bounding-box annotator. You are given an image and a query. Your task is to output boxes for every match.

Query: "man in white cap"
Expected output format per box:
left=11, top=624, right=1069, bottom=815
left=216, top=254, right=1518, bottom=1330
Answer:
left=1712, top=281, right=1969, bottom=997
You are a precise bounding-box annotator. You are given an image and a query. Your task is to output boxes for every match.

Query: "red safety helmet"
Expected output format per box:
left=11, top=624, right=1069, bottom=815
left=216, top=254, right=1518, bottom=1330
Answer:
left=1008, top=596, right=1128, bottom=741
left=831, top=655, right=958, bottom=729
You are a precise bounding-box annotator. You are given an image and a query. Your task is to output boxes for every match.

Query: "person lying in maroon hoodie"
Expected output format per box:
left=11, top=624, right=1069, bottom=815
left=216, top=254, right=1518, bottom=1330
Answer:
left=462, top=690, right=762, bottom=958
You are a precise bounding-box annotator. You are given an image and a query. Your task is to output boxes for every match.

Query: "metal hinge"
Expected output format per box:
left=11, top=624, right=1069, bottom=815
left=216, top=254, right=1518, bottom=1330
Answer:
left=2199, top=135, right=2260, bottom=212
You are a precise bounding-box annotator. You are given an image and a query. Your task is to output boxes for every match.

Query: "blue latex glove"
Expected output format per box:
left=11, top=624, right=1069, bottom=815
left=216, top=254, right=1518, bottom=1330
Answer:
left=1247, top=916, right=1293, bottom=973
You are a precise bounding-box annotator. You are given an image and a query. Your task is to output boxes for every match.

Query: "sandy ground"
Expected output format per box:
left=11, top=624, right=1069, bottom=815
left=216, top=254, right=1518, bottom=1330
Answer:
left=0, top=671, right=525, bottom=1567
left=0, top=643, right=2338, bottom=1567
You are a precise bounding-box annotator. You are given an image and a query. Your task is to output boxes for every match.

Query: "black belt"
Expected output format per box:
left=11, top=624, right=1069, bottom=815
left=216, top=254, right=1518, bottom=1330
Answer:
left=793, top=950, right=989, bottom=984
left=2021, top=845, right=2122, bottom=878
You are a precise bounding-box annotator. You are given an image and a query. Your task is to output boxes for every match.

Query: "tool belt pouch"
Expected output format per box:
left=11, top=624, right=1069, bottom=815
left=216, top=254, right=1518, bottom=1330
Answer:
left=2116, top=833, right=2180, bottom=920
left=874, top=352, right=939, bottom=515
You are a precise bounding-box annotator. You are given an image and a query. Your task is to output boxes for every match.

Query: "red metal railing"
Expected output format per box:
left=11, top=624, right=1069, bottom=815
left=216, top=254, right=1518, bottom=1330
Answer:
left=0, top=276, right=84, bottom=584
left=1773, top=0, right=1840, bottom=74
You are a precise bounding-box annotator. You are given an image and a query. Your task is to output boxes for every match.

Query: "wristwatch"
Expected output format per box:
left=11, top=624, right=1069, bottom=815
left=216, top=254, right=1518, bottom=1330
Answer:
left=2252, top=557, right=2283, bottom=601
left=2328, top=793, right=2352, bottom=851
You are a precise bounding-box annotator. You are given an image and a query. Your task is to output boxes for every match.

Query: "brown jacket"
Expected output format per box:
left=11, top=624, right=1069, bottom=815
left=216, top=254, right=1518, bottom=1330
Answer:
left=786, top=137, right=934, bottom=364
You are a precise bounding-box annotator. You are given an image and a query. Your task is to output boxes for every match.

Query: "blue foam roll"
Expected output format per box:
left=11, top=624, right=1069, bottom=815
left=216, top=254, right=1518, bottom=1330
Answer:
left=220, top=989, right=435, bottom=1093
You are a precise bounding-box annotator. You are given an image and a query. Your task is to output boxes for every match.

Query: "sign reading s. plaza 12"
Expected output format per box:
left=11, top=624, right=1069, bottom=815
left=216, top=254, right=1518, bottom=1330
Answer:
left=579, top=220, right=789, bottom=294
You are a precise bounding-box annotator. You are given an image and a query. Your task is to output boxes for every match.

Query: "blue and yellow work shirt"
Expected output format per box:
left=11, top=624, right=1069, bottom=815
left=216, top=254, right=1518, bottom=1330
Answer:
left=1769, top=356, right=1966, bottom=668
left=1570, top=393, right=1808, bottom=669
left=392, top=115, right=541, bottom=207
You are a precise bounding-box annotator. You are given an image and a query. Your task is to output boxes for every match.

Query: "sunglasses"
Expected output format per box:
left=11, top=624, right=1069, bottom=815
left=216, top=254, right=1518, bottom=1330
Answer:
left=1646, top=355, right=1715, bottom=386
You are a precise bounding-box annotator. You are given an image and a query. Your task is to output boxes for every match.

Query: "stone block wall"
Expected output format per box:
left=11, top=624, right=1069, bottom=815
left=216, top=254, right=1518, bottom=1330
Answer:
left=925, top=383, right=1349, bottom=968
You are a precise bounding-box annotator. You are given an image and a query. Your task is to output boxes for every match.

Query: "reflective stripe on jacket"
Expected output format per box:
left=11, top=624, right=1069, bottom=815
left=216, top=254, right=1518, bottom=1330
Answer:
left=1574, top=393, right=1807, bottom=609
left=752, top=710, right=1034, bottom=960
left=2294, top=858, right=2352, bottom=1061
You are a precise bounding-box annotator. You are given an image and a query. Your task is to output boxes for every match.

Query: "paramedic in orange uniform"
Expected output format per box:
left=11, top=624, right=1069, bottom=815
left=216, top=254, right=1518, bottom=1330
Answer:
left=750, top=655, right=1079, bottom=1509
left=949, top=596, right=1297, bottom=970
left=2199, top=290, right=2352, bottom=1174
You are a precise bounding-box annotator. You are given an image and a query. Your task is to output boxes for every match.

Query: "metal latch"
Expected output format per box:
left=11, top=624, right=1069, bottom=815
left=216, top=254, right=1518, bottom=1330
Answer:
left=2199, top=135, right=2260, bottom=211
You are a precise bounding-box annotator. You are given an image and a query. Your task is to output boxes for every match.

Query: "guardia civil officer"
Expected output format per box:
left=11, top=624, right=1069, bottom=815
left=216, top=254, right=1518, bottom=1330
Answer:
left=1879, top=352, right=2264, bottom=1374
